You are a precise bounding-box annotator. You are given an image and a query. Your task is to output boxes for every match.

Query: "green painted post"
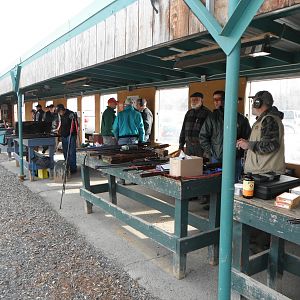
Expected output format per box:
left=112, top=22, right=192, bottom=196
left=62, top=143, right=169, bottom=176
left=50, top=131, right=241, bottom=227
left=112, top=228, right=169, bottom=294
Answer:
left=218, top=0, right=241, bottom=299
left=17, top=92, right=25, bottom=180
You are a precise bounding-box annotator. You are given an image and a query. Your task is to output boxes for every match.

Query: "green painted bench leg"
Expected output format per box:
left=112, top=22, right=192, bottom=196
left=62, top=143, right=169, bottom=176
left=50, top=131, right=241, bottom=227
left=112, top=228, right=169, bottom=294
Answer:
left=173, top=198, right=189, bottom=279
left=81, top=165, right=93, bottom=214
left=208, top=192, right=220, bottom=265
left=108, top=175, right=117, bottom=205
left=267, top=235, right=284, bottom=292
left=232, top=221, right=250, bottom=299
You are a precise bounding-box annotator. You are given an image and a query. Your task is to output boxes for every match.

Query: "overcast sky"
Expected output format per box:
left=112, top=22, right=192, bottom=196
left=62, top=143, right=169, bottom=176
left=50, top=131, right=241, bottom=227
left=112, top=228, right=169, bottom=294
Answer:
left=0, top=0, right=95, bottom=74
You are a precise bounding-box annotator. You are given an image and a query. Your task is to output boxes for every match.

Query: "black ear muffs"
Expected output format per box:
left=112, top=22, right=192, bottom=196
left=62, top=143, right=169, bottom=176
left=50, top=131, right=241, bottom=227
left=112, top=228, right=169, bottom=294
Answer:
left=253, top=97, right=263, bottom=108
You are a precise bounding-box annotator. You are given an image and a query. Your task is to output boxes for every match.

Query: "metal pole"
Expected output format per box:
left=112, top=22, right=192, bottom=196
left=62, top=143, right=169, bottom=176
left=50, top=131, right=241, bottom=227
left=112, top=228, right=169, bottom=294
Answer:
left=17, top=92, right=25, bottom=180
left=218, top=0, right=240, bottom=299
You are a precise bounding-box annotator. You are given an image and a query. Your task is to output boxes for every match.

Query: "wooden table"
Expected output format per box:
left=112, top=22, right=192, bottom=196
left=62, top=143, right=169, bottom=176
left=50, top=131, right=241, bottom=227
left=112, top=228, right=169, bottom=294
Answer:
left=14, top=137, right=55, bottom=181
left=78, top=152, right=221, bottom=279
left=232, top=196, right=300, bottom=299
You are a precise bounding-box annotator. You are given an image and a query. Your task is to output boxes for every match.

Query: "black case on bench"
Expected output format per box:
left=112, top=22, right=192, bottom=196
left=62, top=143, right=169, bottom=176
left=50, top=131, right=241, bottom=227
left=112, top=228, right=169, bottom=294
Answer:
left=254, top=175, right=300, bottom=200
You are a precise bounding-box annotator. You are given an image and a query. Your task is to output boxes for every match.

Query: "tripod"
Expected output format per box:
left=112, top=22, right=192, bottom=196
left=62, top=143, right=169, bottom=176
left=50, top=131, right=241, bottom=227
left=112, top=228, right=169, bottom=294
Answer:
left=59, top=117, right=78, bottom=209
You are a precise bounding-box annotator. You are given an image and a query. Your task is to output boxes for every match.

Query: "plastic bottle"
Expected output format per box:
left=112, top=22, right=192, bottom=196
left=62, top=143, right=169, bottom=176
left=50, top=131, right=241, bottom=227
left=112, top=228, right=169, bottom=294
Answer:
left=242, top=172, right=254, bottom=199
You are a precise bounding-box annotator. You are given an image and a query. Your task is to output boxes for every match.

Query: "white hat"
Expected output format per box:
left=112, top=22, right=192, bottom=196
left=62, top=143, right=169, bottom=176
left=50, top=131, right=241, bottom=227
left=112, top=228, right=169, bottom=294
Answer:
left=124, top=98, right=134, bottom=105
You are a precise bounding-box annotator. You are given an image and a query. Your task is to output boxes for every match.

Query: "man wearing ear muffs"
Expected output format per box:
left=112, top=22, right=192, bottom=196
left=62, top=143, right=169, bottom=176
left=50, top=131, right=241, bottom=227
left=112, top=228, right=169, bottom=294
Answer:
left=236, top=90, right=285, bottom=175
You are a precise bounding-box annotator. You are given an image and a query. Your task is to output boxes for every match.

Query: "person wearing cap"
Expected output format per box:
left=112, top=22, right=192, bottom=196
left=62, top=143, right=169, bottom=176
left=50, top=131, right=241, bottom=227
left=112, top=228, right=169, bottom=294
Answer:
left=136, top=98, right=153, bottom=142
left=112, top=98, right=145, bottom=145
left=101, top=98, right=118, bottom=145
left=236, top=90, right=285, bottom=174
left=200, top=90, right=251, bottom=182
left=43, top=105, right=53, bottom=123
left=48, top=104, right=61, bottom=133
left=34, top=104, right=45, bottom=122
left=179, top=92, right=211, bottom=156
left=56, top=104, right=78, bottom=174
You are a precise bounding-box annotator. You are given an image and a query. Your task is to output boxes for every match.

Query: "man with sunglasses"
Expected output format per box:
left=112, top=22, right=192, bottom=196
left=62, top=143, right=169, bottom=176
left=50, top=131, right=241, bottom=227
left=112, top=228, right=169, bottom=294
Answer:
left=200, top=90, right=251, bottom=182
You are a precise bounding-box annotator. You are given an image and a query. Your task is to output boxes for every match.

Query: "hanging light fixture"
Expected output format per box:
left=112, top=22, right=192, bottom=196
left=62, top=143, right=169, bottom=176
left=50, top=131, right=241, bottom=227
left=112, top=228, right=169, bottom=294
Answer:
left=247, top=35, right=271, bottom=57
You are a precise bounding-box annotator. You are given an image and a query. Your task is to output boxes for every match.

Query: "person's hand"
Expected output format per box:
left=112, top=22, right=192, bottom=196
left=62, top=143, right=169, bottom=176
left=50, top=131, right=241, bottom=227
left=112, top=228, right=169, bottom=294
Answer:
left=236, top=138, right=249, bottom=150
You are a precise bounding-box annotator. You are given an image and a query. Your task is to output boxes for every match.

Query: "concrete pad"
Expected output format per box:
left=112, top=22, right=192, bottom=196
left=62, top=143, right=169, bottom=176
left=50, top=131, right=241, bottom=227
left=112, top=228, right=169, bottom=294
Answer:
left=1, top=155, right=300, bottom=300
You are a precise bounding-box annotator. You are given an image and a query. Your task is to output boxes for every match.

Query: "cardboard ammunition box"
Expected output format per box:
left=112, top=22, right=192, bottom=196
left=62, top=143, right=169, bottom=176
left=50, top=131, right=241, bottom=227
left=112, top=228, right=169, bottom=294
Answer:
left=169, top=156, right=203, bottom=177
left=275, top=192, right=300, bottom=209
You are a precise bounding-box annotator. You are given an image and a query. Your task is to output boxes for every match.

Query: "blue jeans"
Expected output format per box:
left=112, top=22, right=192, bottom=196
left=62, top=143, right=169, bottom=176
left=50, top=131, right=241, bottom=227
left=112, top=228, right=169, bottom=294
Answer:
left=62, top=135, right=77, bottom=172
left=102, top=136, right=117, bottom=145
left=118, top=137, right=138, bottom=145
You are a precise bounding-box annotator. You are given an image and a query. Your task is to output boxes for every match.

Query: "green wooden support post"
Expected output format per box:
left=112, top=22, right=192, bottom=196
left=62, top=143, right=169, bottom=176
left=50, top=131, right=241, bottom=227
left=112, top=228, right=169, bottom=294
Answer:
left=10, top=65, right=24, bottom=180
left=267, top=235, right=284, bottom=292
left=17, top=92, right=24, bottom=180
left=218, top=0, right=241, bottom=298
left=108, top=175, right=117, bottom=205
left=208, top=192, right=221, bottom=265
left=173, top=198, right=189, bottom=279
left=81, top=164, right=93, bottom=214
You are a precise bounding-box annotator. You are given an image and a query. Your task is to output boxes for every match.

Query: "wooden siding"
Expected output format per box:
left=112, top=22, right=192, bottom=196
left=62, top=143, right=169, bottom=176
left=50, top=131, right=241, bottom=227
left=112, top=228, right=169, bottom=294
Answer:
left=170, top=0, right=189, bottom=40
left=0, top=76, right=13, bottom=95
left=153, top=0, right=170, bottom=45
left=126, top=1, right=139, bottom=54
left=17, top=0, right=300, bottom=90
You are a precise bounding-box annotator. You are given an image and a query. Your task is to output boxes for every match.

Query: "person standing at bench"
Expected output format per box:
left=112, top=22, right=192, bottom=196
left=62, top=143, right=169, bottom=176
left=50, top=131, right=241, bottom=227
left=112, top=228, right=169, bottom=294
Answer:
left=101, top=98, right=118, bottom=145
left=112, top=98, right=145, bottom=145
left=236, top=90, right=285, bottom=175
left=34, top=104, right=44, bottom=122
left=179, top=92, right=211, bottom=157
left=136, top=98, right=153, bottom=143
left=56, top=104, right=78, bottom=174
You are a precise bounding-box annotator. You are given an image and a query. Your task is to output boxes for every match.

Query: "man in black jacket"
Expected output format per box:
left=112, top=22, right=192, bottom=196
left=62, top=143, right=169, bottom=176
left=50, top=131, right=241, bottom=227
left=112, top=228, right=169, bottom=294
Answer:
left=200, top=90, right=251, bottom=182
left=136, top=98, right=153, bottom=142
left=34, top=104, right=44, bottom=122
left=179, top=92, right=211, bottom=156
left=56, top=104, right=78, bottom=174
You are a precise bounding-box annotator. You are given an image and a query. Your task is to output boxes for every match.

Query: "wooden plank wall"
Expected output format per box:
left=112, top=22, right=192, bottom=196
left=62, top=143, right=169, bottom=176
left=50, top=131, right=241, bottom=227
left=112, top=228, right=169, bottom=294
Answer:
left=0, top=76, right=13, bottom=95
left=18, top=0, right=300, bottom=90
left=19, top=0, right=205, bottom=89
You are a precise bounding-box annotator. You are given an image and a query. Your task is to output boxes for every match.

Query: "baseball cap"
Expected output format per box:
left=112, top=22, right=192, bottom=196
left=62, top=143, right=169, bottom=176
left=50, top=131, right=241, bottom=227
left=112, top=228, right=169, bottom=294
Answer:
left=107, top=98, right=118, bottom=105
left=124, top=98, right=134, bottom=105
left=46, top=104, right=54, bottom=108
left=249, top=90, right=274, bottom=106
left=35, top=104, right=42, bottom=108
left=190, top=92, right=204, bottom=98
left=56, top=104, right=65, bottom=112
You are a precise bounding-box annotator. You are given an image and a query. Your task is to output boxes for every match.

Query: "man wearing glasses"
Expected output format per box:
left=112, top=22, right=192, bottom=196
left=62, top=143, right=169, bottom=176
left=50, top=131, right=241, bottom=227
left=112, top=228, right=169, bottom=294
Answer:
left=200, top=90, right=251, bottom=182
left=179, top=92, right=211, bottom=156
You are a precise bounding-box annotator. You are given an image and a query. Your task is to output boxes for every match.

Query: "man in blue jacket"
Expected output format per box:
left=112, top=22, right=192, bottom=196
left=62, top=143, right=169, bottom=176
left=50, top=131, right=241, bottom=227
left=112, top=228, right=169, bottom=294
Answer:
left=113, top=98, right=145, bottom=145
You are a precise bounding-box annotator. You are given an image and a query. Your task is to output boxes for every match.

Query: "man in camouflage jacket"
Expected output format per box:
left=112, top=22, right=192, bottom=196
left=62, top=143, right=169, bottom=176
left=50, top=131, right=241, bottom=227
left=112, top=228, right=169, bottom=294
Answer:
left=236, top=90, right=285, bottom=174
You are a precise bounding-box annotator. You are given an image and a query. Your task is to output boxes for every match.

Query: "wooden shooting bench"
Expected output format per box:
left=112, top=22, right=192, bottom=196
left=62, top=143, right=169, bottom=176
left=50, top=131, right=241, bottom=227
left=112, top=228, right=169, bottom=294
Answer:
left=232, top=196, right=300, bottom=299
left=77, top=152, right=221, bottom=279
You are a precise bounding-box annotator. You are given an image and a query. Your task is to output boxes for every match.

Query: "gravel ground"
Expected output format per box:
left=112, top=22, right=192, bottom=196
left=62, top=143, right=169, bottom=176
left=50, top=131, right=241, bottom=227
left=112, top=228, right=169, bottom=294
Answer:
left=0, top=155, right=159, bottom=300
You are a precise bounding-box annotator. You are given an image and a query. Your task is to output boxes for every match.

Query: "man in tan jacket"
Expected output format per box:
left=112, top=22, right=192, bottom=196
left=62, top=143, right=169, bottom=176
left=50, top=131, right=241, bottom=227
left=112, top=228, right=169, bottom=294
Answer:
left=236, top=90, right=285, bottom=175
